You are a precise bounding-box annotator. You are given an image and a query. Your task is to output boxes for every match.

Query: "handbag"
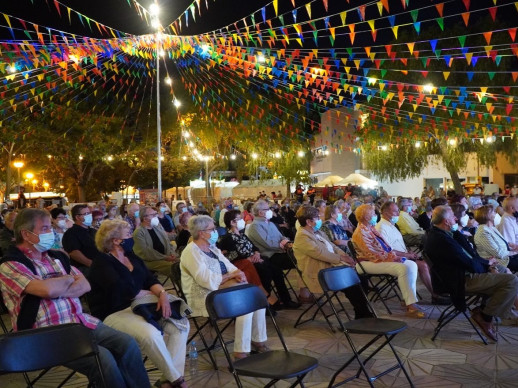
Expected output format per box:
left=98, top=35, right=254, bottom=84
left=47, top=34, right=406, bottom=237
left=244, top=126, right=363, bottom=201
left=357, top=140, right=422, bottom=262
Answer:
left=130, top=293, right=192, bottom=334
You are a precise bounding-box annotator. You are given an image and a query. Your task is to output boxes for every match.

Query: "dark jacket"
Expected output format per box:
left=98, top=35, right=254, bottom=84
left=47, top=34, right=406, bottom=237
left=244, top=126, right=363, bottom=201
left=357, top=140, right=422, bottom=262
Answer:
left=87, top=250, right=159, bottom=321
left=425, top=226, right=489, bottom=310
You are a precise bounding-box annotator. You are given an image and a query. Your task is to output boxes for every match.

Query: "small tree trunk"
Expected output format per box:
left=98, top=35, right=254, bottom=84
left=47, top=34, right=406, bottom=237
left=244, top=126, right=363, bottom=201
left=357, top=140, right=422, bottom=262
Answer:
left=77, top=183, right=86, bottom=202
left=439, top=142, right=464, bottom=194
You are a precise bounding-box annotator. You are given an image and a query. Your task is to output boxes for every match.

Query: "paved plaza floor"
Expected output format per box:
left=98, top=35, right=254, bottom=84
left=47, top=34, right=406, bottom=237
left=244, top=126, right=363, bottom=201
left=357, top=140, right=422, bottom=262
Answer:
left=1, top=277, right=517, bottom=387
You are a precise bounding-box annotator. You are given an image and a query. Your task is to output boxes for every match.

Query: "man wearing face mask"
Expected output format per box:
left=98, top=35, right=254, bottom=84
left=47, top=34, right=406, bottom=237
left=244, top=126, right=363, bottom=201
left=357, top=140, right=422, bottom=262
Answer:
left=49, top=207, right=68, bottom=250
left=396, top=197, right=425, bottom=248
left=123, top=203, right=141, bottom=234
left=62, top=204, right=101, bottom=274
left=425, top=206, right=518, bottom=342
left=246, top=200, right=304, bottom=306
left=0, top=208, right=150, bottom=387
left=376, top=202, right=444, bottom=304
left=133, top=206, right=178, bottom=278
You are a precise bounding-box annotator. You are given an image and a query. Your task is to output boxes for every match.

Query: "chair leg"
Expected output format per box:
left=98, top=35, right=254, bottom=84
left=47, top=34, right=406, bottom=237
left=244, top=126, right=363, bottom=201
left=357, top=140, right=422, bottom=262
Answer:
left=294, top=295, right=336, bottom=332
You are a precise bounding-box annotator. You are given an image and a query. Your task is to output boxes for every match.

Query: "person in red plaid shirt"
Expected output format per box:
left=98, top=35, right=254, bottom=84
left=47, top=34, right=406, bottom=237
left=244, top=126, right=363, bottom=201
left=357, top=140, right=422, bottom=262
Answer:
left=0, top=208, right=149, bottom=388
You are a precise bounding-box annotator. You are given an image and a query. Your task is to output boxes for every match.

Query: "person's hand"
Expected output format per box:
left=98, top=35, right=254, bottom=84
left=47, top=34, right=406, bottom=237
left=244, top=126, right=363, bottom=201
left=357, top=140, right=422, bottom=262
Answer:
left=134, top=217, right=141, bottom=227
left=232, top=270, right=247, bottom=283
left=165, top=254, right=177, bottom=262
left=509, top=243, right=518, bottom=251
left=156, top=291, right=171, bottom=318
left=488, top=258, right=498, bottom=266
left=340, top=254, right=355, bottom=266
left=467, top=218, right=478, bottom=228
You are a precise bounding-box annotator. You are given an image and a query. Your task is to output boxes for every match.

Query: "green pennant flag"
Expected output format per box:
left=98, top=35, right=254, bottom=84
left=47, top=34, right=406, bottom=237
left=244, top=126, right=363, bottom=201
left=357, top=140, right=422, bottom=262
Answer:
left=458, top=35, right=466, bottom=48
left=436, top=17, right=444, bottom=31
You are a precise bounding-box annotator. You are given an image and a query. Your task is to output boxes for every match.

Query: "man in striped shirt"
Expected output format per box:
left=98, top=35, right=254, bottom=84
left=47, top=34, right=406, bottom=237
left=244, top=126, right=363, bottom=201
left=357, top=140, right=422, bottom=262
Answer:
left=0, top=208, right=149, bottom=388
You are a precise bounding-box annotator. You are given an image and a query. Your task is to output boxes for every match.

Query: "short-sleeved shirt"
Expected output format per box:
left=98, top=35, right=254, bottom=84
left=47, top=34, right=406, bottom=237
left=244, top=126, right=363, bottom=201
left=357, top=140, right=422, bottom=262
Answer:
left=321, top=221, right=349, bottom=252
left=0, top=248, right=99, bottom=331
left=62, top=224, right=100, bottom=266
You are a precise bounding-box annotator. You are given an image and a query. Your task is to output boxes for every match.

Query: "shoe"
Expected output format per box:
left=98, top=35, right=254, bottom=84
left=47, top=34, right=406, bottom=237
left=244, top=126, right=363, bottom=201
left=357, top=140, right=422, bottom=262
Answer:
left=282, top=300, right=302, bottom=309
left=431, top=295, right=451, bottom=305
left=298, top=295, right=316, bottom=304
left=251, top=341, right=270, bottom=353
left=406, top=307, right=426, bottom=319
left=471, top=310, right=498, bottom=342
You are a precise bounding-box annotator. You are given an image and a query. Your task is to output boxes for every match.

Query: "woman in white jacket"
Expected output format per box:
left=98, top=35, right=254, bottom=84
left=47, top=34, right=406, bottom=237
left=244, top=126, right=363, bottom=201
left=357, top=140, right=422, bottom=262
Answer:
left=474, top=205, right=518, bottom=272
left=180, top=215, right=268, bottom=359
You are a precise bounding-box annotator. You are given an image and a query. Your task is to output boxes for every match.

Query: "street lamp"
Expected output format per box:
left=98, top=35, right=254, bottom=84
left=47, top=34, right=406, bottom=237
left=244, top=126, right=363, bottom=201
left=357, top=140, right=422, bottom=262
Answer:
left=13, top=160, right=24, bottom=188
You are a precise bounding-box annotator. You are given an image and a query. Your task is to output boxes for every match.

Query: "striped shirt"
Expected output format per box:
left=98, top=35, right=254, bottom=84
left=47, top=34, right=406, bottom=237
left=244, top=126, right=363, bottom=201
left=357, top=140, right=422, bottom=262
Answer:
left=0, top=249, right=99, bottom=331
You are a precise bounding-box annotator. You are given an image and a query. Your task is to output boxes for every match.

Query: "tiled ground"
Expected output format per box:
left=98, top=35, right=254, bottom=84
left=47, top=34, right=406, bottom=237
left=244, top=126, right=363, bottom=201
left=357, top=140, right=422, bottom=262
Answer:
left=1, top=278, right=517, bottom=388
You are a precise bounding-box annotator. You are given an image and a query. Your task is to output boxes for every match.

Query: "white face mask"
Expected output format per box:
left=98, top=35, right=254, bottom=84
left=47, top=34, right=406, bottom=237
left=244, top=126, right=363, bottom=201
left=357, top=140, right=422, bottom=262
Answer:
left=459, top=214, right=469, bottom=227
left=57, top=219, right=67, bottom=229
left=150, top=217, right=160, bottom=227
left=236, top=219, right=246, bottom=231
left=265, top=210, right=273, bottom=220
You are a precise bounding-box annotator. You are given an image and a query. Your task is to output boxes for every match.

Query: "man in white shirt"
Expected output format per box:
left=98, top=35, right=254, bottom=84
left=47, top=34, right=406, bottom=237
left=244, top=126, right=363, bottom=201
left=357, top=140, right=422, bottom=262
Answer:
left=498, top=197, right=518, bottom=247
left=376, top=201, right=444, bottom=303
left=396, top=198, right=425, bottom=248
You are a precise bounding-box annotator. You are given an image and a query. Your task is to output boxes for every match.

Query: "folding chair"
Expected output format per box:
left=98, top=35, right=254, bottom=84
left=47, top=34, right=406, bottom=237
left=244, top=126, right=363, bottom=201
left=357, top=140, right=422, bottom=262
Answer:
left=206, top=284, right=318, bottom=388
left=0, top=323, right=106, bottom=388
left=347, top=241, right=401, bottom=314
left=421, top=253, right=487, bottom=344
left=318, top=266, right=414, bottom=388
left=170, top=262, right=232, bottom=370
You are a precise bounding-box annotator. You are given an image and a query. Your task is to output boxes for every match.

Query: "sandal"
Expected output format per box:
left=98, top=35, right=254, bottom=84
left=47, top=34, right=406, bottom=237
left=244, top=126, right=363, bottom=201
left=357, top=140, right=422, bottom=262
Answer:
left=233, top=352, right=249, bottom=360
left=251, top=341, right=270, bottom=353
left=170, top=377, right=188, bottom=388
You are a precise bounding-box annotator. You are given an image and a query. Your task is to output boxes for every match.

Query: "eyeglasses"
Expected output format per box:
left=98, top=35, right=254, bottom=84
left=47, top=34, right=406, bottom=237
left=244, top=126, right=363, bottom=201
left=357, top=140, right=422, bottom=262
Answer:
left=202, top=227, right=216, bottom=232
left=80, top=212, right=91, bottom=216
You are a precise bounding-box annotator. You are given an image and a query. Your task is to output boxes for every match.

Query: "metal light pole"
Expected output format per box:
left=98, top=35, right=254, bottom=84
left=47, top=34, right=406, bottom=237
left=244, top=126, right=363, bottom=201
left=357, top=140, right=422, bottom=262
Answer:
left=151, top=3, right=162, bottom=202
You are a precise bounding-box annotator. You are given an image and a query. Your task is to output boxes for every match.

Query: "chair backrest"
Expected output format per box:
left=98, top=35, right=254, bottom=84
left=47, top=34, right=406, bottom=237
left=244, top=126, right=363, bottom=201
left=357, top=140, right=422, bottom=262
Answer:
left=206, top=284, right=268, bottom=320
left=0, top=323, right=99, bottom=373
left=318, top=266, right=360, bottom=293
left=347, top=240, right=358, bottom=260
left=170, top=261, right=187, bottom=301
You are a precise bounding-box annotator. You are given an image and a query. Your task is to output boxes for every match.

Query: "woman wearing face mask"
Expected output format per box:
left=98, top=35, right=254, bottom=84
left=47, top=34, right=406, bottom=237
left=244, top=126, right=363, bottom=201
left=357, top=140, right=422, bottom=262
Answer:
left=474, top=205, right=518, bottom=272
left=321, top=205, right=350, bottom=252
left=181, top=215, right=268, bottom=359
left=133, top=206, right=178, bottom=278
left=216, top=210, right=280, bottom=311
left=351, top=204, right=424, bottom=318
left=156, top=201, right=176, bottom=240
left=88, top=220, right=189, bottom=388
left=293, top=206, right=374, bottom=319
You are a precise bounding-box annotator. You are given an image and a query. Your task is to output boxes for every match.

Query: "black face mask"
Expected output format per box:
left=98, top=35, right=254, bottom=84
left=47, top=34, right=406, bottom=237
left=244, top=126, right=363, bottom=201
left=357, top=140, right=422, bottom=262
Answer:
left=120, top=238, right=134, bottom=253
left=513, top=211, right=518, bottom=219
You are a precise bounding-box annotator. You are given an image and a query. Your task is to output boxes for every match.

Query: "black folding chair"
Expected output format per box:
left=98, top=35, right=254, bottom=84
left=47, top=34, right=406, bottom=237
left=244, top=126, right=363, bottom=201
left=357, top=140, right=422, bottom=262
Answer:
left=318, top=266, right=414, bottom=388
left=421, top=253, right=487, bottom=344
left=0, top=323, right=106, bottom=388
left=347, top=241, right=401, bottom=314
left=206, top=284, right=318, bottom=388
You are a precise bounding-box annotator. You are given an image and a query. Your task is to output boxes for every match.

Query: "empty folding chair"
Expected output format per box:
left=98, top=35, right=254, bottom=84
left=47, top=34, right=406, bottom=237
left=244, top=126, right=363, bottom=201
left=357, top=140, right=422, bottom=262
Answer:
left=206, top=284, right=318, bottom=388
left=318, top=266, right=414, bottom=388
left=0, top=323, right=106, bottom=388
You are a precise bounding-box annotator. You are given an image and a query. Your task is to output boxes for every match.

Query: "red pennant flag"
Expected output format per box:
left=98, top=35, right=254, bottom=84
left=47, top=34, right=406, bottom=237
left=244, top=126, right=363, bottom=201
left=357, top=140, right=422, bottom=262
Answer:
left=462, top=0, right=470, bottom=11
left=509, top=28, right=517, bottom=42
left=489, top=7, right=497, bottom=21
left=461, top=12, right=470, bottom=26
left=435, top=3, right=444, bottom=17
left=54, top=0, right=62, bottom=17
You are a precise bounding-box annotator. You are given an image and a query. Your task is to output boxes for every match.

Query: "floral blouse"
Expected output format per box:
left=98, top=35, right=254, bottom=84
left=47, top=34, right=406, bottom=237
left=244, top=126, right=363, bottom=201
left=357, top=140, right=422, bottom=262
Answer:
left=217, top=231, right=259, bottom=262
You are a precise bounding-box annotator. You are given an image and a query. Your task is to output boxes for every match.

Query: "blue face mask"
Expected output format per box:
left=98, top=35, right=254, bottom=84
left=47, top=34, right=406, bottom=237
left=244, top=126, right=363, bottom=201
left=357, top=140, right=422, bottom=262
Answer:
left=134, top=210, right=140, bottom=218
left=369, top=215, right=377, bottom=226
left=450, top=223, right=459, bottom=232
left=391, top=216, right=399, bottom=224
left=313, top=219, right=322, bottom=231
left=336, top=213, right=343, bottom=222
left=208, top=230, right=219, bottom=245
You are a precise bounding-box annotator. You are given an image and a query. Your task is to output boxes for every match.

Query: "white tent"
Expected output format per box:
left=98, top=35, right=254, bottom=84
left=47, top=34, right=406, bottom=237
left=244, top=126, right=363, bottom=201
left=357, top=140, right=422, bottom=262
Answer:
left=336, top=173, right=378, bottom=187
left=314, top=175, right=344, bottom=187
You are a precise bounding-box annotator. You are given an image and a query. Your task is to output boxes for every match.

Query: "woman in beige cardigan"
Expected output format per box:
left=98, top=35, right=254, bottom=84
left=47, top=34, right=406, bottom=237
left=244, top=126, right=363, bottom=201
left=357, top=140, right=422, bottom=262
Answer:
left=292, top=206, right=373, bottom=319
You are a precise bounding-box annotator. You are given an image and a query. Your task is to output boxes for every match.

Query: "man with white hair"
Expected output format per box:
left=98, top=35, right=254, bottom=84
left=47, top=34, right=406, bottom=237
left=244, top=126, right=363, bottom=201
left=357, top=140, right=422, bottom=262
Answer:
left=498, top=197, right=518, bottom=248
left=396, top=197, right=425, bottom=248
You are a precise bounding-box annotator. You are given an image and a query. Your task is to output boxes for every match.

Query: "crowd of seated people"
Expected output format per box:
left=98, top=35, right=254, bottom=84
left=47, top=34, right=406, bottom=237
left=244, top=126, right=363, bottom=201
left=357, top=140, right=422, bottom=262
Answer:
left=2, top=185, right=518, bottom=385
